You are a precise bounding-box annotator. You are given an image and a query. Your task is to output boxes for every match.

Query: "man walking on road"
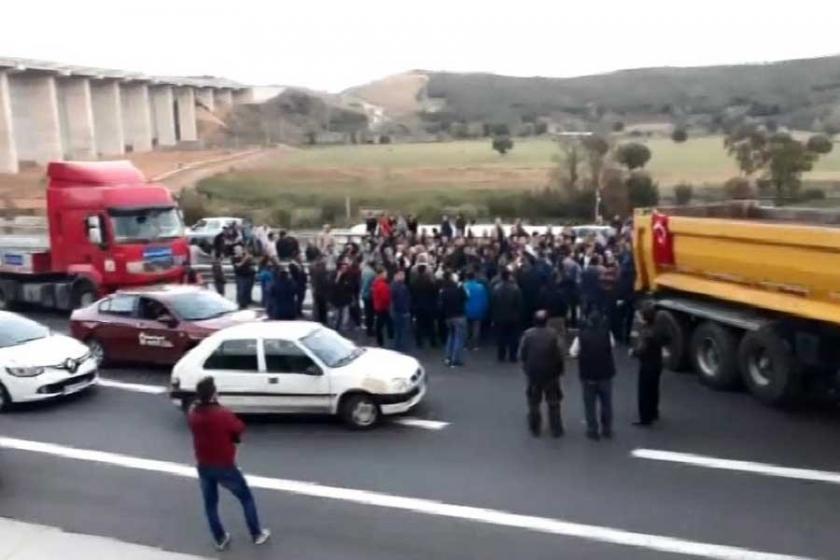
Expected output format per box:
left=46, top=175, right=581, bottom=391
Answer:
left=519, top=310, right=564, bottom=437
left=492, top=268, right=523, bottom=363
left=631, top=304, right=665, bottom=426
left=570, top=311, right=616, bottom=440
left=188, top=377, right=271, bottom=550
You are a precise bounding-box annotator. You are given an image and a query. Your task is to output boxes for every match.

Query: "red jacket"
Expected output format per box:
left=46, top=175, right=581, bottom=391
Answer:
left=188, top=403, right=244, bottom=468
left=372, top=276, right=392, bottom=313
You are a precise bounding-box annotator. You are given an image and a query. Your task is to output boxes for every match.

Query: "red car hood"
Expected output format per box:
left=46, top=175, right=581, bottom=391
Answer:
left=191, top=309, right=265, bottom=331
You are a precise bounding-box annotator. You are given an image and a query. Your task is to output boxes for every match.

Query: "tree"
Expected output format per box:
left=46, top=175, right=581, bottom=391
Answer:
left=615, top=142, right=652, bottom=170
left=626, top=171, right=659, bottom=208
left=723, top=177, right=754, bottom=200
left=492, top=135, right=514, bottom=155
left=551, top=138, right=582, bottom=193
left=674, top=183, right=693, bottom=205
left=671, top=127, right=688, bottom=143
left=581, top=134, right=610, bottom=190
left=764, top=133, right=818, bottom=203
left=612, top=121, right=625, bottom=132
left=806, top=134, right=834, bottom=155
left=724, top=124, right=769, bottom=177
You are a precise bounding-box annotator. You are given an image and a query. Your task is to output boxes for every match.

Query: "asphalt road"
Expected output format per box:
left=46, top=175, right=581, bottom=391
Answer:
left=2, top=311, right=840, bottom=559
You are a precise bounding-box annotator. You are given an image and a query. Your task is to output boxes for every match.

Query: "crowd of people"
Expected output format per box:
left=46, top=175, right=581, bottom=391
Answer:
left=203, top=213, right=663, bottom=440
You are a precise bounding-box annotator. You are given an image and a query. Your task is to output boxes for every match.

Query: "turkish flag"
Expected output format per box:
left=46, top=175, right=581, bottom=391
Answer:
left=652, top=212, right=675, bottom=266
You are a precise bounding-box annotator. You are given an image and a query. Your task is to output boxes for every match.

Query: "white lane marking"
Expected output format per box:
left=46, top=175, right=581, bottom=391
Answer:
left=392, top=417, right=449, bottom=430
left=633, top=449, right=840, bottom=485
left=0, top=436, right=812, bottom=560
left=96, top=378, right=167, bottom=395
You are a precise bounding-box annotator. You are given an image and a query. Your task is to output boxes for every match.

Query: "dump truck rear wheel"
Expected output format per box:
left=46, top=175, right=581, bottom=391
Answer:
left=690, top=321, right=741, bottom=390
left=738, top=328, right=800, bottom=406
left=654, top=310, right=690, bottom=372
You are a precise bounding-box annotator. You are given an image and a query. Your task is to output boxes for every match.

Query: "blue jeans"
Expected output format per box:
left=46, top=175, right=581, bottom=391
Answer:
left=198, top=466, right=262, bottom=544
left=333, top=305, right=349, bottom=332
left=445, top=316, right=467, bottom=364
left=392, top=312, right=411, bottom=352
left=235, top=276, right=253, bottom=309
left=582, top=379, right=613, bottom=435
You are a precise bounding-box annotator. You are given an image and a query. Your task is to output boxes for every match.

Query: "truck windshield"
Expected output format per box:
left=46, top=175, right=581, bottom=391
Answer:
left=109, top=207, right=184, bottom=243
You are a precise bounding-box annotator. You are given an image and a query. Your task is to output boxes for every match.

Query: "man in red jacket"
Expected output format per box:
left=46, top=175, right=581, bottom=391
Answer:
left=371, top=267, right=394, bottom=346
left=188, top=377, right=271, bottom=550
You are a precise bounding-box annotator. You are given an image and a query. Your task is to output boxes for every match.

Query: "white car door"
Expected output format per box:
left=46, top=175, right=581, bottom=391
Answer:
left=201, top=338, right=278, bottom=412
left=262, top=338, right=332, bottom=413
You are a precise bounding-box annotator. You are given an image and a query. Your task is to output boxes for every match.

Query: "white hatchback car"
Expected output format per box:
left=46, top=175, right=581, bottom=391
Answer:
left=170, top=321, right=426, bottom=429
left=0, top=311, right=98, bottom=411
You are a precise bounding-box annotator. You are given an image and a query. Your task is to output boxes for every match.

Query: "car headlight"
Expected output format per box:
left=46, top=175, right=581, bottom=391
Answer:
left=391, top=378, right=410, bottom=393
left=6, top=366, right=45, bottom=377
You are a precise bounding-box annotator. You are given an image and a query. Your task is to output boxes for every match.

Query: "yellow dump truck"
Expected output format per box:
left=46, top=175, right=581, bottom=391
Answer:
left=633, top=202, right=840, bottom=405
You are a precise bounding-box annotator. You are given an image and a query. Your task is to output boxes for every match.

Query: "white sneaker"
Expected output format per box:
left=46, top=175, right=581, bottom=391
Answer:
left=215, top=533, right=231, bottom=551
left=254, top=529, right=271, bottom=545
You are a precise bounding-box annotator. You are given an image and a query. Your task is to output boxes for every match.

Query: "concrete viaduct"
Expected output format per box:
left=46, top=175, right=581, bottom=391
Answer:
left=0, top=57, right=254, bottom=174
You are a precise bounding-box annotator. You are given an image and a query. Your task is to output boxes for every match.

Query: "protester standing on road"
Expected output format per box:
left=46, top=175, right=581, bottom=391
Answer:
left=268, top=266, right=298, bottom=320
left=310, top=255, right=330, bottom=325
left=464, top=271, right=489, bottom=350
left=211, top=256, right=226, bottom=296
left=631, top=304, right=665, bottom=426
left=570, top=311, right=616, bottom=440
left=410, top=263, right=438, bottom=349
left=231, top=245, right=255, bottom=309
left=390, top=269, right=412, bottom=352
left=361, top=259, right=377, bottom=337
left=492, top=268, right=523, bottom=363
left=188, top=377, right=270, bottom=550
left=440, top=273, right=468, bottom=367
left=372, top=268, right=393, bottom=347
left=519, top=310, right=564, bottom=437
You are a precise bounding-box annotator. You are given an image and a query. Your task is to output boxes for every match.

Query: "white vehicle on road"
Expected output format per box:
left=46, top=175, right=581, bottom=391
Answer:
left=186, top=217, right=243, bottom=252
left=0, top=311, right=98, bottom=411
left=170, top=321, right=426, bottom=429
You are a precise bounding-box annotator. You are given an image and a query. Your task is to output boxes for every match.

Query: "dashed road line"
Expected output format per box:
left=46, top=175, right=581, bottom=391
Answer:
left=96, top=378, right=168, bottom=395
left=0, top=436, right=813, bottom=560
left=633, top=448, right=840, bottom=485
left=392, top=417, right=449, bottom=430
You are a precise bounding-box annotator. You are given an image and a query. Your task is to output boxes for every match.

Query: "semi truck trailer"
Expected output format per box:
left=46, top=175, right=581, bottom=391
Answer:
left=0, top=160, right=189, bottom=311
left=633, top=202, right=840, bottom=405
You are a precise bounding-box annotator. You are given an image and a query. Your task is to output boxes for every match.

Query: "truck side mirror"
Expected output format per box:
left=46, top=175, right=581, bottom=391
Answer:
left=86, top=215, right=104, bottom=246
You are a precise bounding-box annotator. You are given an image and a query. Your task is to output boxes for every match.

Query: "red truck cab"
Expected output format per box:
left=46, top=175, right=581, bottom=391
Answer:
left=0, top=161, right=188, bottom=310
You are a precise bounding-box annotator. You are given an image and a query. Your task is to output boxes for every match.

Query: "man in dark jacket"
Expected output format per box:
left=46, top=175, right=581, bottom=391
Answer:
left=492, top=268, right=523, bottom=362
left=410, top=265, right=438, bottom=348
left=269, top=267, right=298, bottom=320
left=331, top=262, right=355, bottom=332
left=580, top=255, right=605, bottom=315
left=189, top=377, right=270, bottom=550
left=390, top=270, right=412, bottom=352
left=289, top=260, right=307, bottom=318
left=519, top=311, right=564, bottom=437
left=570, top=310, right=616, bottom=440
left=309, top=256, right=330, bottom=325
left=275, top=230, right=299, bottom=261
left=631, top=304, right=665, bottom=426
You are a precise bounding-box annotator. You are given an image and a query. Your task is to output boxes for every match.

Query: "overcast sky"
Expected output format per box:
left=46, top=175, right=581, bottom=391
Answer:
left=3, top=0, right=839, bottom=92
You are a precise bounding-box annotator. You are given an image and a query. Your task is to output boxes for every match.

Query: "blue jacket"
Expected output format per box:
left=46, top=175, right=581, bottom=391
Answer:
left=464, top=279, right=489, bottom=320
left=391, top=280, right=411, bottom=315
left=270, top=275, right=298, bottom=320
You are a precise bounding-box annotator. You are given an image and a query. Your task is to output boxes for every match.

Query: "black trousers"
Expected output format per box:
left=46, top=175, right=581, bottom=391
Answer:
left=496, top=322, right=520, bottom=362
left=638, top=366, right=661, bottom=423
left=313, top=293, right=328, bottom=325
left=375, top=311, right=394, bottom=347
left=527, top=378, right=563, bottom=435
left=414, top=310, right=437, bottom=348
left=363, top=297, right=375, bottom=336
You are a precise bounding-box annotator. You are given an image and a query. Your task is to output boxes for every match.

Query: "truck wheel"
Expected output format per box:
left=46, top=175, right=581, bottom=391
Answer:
left=654, top=310, right=690, bottom=372
left=339, top=393, right=380, bottom=430
left=71, top=280, right=97, bottom=310
left=738, top=328, right=800, bottom=406
left=690, top=322, right=741, bottom=390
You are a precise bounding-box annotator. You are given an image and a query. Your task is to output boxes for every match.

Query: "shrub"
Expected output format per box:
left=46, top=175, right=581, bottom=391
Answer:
left=615, top=142, right=652, bottom=170
left=627, top=172, right=659, bottom=208
left=723, top=177, right=755, bottom=200
left=674, top=183, right=694, bottom=205
left=671, top=127, right=688, bottom=143
left=269, top=205, right=292, bottom=228
left=178, top=188, right=208, bottom=225
left=492, top=135, right=514, bottom=155
left=796, top=188, right=826, bottom=202
left=806, top=134, right=834, bottom=155
left=612, top=121, right=625, bottom=132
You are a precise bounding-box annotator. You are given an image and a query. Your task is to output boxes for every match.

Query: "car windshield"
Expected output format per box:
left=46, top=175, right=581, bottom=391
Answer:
left=0, top=314, right=50, bottom=348
left=166, top=291, right=238, bottom=321
left=299, top=328, right=363, bottom=368
left=109, top=207, right=184, bottom=243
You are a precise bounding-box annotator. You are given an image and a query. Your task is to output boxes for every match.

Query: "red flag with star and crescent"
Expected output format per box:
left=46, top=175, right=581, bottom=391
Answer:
left=652, top=211, right=675, bottom=267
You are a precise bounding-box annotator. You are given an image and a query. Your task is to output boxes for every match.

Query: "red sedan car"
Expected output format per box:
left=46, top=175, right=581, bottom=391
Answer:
left=70, top=285, right=264, bottom=366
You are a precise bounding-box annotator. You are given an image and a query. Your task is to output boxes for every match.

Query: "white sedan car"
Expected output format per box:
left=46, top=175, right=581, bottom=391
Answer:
left=0, top=311, right=98, bottom=411
left=170, top=321, right=426, bottom=429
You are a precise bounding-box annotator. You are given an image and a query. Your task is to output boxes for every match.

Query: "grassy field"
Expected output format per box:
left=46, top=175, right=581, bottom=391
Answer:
left=194, top=135, right=840, bottom=226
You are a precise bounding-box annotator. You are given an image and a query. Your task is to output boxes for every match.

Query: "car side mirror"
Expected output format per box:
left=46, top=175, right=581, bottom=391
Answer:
left=304, top=364, right=322, bottom=376
left=158, top=314, right=178, bottom=328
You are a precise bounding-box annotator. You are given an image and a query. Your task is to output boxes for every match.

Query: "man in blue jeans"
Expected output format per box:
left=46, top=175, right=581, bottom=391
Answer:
left=188, top=377, right=271, bottom=550
left=439, top=273, right=468, bottom=367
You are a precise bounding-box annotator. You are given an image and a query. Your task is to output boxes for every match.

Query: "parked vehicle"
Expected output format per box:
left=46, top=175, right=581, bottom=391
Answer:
left=70, top=285, right=264, bottom=366
left=186, top=217, right=242, bottom=253
left=633, top=202, right=840, bottom=406
left=0, top=311, right=97, bottom=411
left=0, top=161, right=189, bottom=311
left=169, top=321, right=426, bottom=428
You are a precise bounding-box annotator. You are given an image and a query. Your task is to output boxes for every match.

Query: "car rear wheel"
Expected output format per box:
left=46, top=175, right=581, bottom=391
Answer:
left=86, top=338, right=107, bottom=367
left=340, top=393, right=380, bottom=429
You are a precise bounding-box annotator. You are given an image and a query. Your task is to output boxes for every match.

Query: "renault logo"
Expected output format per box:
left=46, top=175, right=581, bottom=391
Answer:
left=65, top=358, right=79, bottom=373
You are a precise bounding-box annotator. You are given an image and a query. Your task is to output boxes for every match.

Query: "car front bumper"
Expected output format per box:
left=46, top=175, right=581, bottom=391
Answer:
left=379, top=381, right=427, bottom=415
left=5, top=361, right=98, bottom=404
